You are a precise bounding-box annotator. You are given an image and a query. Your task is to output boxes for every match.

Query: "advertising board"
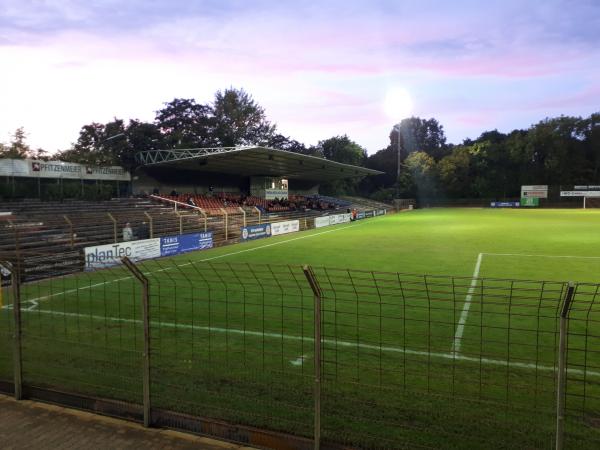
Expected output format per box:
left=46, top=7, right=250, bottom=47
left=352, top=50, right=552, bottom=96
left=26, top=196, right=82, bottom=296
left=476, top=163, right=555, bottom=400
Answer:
left=160, top=232, right=213, bottom=257
left=521, top=185, right=548, bottom=199
left=490, top=202, right=520, bottom=208
left=0, top=158, right=130, bottom=181
left=241, top=224, right=272, bottom=241
left=265, top=189, right=288, bottom=200
left=271, top=220, right=299, bottom=236
left=85, top=239, right=161, bottom=269
left=560, top=191, right=600, bottom=197
left=520, top=197, right=539, bottom=207
left=315, top=214, right=351, bottom=228
left=315, top=216, right=331, bottom=228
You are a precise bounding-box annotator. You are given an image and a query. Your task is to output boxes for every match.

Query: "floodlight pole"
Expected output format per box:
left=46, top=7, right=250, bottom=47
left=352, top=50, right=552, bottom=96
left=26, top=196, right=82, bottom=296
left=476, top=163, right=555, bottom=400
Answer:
left=394, top=124, right=402, bottom=199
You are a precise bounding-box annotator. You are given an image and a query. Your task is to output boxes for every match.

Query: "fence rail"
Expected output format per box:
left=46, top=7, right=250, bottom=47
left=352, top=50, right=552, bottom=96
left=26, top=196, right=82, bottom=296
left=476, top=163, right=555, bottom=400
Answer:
left=1, top=257, right=600, bottom=449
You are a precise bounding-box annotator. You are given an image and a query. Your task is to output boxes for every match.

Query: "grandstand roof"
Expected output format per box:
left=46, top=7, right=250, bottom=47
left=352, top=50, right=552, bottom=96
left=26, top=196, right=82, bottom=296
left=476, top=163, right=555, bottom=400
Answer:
left=135, top=146, right=383, bottom=181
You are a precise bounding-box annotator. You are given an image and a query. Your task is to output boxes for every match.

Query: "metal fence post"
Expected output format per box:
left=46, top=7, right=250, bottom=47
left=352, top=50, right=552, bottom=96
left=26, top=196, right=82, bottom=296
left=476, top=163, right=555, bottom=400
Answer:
left=144, top=212, right=153, bottom=238
left=238, top=207, right=246, bottom=227
left=63, top=215, right=74, bottom=248
left=254, top=206, right=261, bottom=225
left=198, top=208, right=208, bottom=232
left=221, top=208, right=228, bottom=241
left=11, top=265, right=22, bottom=400
left=107, top=212, right=117, bottom=243
left=556, top=281, right=575, bottom=450
left=303, top=265, right=322, bottom=450
left=122, top=257, right=151, bottom=427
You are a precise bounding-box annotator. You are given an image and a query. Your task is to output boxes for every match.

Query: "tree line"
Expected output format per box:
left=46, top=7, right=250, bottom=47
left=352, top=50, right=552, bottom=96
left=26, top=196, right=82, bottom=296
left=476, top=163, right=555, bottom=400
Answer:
left=1, top=87, right=598, bottom=201
left=365, top=114, right=600, bottom=202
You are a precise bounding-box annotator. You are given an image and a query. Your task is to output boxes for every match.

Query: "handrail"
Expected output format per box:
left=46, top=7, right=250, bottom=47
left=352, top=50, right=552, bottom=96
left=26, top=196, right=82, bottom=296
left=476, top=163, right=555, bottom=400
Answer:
left=149, top=195, right=208, bottom=232
left=220, top=208, right=228, bottom=241
left=149, top=194, right=206, bottom=214
left=238, top=207, right=246, bottom=227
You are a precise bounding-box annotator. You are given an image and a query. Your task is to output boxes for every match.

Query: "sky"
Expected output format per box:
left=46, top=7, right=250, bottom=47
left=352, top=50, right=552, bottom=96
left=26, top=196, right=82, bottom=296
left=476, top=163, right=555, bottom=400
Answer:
left=1, top=0, right=599, bottom=155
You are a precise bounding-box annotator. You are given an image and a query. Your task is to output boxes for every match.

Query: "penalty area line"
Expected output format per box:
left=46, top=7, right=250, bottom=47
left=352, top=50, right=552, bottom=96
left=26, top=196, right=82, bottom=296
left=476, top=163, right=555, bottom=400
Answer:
left=451, top=252, right=483, bottom=355
left=483, top=252, right=600, bottom=259
left=25, top=307, right=600, bottom=378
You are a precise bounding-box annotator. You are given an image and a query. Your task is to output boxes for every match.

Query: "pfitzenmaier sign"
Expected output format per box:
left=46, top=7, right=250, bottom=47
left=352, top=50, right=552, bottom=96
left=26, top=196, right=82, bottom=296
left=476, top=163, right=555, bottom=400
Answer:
left=0, top=158, right=130, bottom=181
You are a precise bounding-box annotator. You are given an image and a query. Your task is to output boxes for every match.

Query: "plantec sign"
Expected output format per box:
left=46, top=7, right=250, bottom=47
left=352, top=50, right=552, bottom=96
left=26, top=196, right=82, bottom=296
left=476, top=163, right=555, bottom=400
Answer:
left=85, top=239, right=161, bottom=269
left=84, top=232, right=214, bottom=270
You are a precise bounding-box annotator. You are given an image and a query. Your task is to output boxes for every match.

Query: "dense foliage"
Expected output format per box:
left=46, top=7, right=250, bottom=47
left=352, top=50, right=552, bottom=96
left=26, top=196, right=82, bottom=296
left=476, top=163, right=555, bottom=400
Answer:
left=2, top=87, right=598, bottom=200
left=362, top=114, right=600, bottom=202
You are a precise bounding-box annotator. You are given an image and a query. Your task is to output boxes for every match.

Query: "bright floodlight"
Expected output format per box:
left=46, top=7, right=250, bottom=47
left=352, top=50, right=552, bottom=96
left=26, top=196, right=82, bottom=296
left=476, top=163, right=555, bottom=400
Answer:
left=383, top=87, right=413, bottom=120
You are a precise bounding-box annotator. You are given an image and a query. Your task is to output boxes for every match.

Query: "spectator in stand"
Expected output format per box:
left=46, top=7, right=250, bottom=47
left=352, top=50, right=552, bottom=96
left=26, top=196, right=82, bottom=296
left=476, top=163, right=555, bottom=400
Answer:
left=123, top=223, right=133, bottom=241
left=187, top=196, right=197, bottom=207
left=170, top=189, right=178, bottom=197
left=138, top=221, right=150, bottom=240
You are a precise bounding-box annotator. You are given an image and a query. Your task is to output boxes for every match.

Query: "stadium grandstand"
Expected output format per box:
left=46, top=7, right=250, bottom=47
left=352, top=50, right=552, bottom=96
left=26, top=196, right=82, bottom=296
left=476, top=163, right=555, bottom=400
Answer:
left=0, top=146, right=390, bottom=280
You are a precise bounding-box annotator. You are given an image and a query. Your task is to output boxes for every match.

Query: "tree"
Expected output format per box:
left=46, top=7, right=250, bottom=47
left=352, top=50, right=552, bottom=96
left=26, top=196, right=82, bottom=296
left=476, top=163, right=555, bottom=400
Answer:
left=313, top=135, right=367, bottom=196
left=438, top=147, right=472, bottom=197
left=390, top=117, right=448, bottom=161
left=211, top=88, right=276, bottom=146
left=316, top=135, right=366, bottom=166
left=59, top=119, right=160, bottom=170
left=59, top=122, right=116, bottom=166
left=404, top=151, right=437, bottom=199
left=1, top=127, right=32, bottom=159
left=155, top=98, right=214, bottom=148
left=268, top=134, right=309, bottom=154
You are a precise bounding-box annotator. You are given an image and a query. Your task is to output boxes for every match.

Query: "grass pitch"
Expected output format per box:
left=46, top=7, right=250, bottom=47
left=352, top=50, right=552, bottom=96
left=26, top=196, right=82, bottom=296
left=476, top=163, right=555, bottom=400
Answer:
left=3, top=208, right=600, bottom=448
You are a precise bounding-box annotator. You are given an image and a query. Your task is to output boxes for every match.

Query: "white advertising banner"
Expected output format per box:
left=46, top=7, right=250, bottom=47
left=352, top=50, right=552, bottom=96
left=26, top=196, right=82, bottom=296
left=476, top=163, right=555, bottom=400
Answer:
left=0, top=158, right=131, bottom=181
left=85, top=239, right=161, bottom=269
left=315, top=216, right=331, bottom=228
left=271, top=219, right=300, bottom=236
left=315, top=214, right=351, bottom=228
left=521, top=185, right=548, bottom=191
left=265, top=188, right=288, bottom=200
left=573, top=185, right=600, bottom=190
left=521, top=185, right=548, bottom=198
left=560, top=191, right=600, bottom=197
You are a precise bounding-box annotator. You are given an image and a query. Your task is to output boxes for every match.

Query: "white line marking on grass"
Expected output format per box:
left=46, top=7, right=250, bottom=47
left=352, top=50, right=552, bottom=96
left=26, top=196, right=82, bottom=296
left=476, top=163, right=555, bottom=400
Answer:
left=483, top=252, right=600, bottom=259
left=24, top=308, right=600, bottom=378
left=197, top=220, right=369, bottom=262
left=451, top=252, right=483, bottom=355
left=3, top=220, right=372, bottom=312
left=290, top=354, right=308, bottom=366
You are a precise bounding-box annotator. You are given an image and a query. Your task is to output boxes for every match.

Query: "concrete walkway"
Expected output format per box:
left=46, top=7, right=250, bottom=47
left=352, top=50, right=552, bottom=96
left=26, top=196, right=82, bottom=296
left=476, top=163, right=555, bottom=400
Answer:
left=0, top=394, right=256, bottom=450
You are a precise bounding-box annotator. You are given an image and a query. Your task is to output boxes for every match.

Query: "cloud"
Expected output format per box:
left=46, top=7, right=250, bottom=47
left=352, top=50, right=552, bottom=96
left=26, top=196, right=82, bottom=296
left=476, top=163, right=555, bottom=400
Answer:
left=0, top=0, right=599, bottom=153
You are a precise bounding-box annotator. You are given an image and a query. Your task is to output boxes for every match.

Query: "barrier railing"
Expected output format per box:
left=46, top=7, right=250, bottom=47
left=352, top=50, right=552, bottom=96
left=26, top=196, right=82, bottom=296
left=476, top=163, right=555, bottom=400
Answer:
left=0, top=257, right=598, bottom=449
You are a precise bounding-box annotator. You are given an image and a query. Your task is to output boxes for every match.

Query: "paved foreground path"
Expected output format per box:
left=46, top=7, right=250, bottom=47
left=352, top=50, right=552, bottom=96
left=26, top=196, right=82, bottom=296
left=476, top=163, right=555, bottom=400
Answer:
left=0, top=394, right=256, bottom=450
